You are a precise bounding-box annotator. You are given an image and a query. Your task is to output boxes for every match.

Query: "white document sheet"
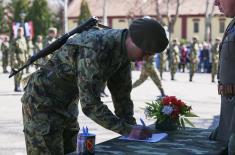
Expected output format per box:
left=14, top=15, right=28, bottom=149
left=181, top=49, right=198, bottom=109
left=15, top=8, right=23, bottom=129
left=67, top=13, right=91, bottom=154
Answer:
left=119, top=133, right=168, bottom=143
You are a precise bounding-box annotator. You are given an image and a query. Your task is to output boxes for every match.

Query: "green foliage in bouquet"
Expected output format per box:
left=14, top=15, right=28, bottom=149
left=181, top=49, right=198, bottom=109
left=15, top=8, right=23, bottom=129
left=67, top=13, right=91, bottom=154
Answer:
left=145, top=96, right=198, bottom=129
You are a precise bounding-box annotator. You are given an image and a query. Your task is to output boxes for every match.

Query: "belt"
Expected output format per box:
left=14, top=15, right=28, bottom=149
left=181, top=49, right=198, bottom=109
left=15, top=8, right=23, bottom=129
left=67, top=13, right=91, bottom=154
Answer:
left=218, top=84, right=235, bottom=96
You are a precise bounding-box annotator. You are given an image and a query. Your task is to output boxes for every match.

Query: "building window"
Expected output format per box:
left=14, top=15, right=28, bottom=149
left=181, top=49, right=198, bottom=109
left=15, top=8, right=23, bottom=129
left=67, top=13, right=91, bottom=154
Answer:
left=219, top=19, right=225, bottom=33
left=193, top=19, right=199, bottom=33
left=118, top=19, right=125, bottom=23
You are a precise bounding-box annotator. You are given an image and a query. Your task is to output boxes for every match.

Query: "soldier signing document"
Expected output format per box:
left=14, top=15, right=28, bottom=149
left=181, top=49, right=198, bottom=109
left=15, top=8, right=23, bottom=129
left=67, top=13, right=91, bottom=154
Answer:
left=21, top=18, right=168, bottom=154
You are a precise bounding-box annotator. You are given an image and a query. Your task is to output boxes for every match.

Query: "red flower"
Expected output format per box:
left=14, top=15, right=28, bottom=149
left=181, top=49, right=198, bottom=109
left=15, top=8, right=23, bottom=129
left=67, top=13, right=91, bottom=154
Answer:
left=169, top=96, right=177, bottom=104
left=162, top=96, right=171, bottom=105
left=175, top=99, right=185, bottom=107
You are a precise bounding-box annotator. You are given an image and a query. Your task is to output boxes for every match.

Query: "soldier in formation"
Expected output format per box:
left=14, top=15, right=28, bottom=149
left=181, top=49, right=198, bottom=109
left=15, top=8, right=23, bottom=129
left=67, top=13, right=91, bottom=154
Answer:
left=34, top=35, right=43, bottom=69
left=1, top=36, right=10, bottom=73
left=159, top=51, right=167, bottom=79
left=211, top=37, right=220, bottom=83
left=169, top=39, right=180, bottom=80
left=11, top=27, right=27, bottom=92
left=26, top=35, right=34, bottom=73
left=189, top=36, right=199, bottom=82
left=42, top=27, right=57, bottom=64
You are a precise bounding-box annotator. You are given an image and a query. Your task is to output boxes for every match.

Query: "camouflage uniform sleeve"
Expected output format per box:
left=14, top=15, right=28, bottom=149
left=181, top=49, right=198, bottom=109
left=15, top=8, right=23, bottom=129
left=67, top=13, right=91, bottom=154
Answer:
left=107, top=61, right=136, bottom=125
left=77, top=47, right=132, bottom=135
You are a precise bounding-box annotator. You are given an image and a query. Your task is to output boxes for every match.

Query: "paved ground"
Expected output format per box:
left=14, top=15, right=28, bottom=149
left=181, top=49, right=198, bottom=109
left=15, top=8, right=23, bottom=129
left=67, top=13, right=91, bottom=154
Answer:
left=0, top=68, right=221, bottom=155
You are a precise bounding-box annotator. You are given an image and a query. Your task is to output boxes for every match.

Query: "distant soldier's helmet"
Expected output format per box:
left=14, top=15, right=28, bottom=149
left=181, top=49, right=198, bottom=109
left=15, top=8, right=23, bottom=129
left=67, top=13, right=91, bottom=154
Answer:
left=192, top=36, right=198, bottom=40
left=129, top=18, right=169, bottom=53
left=48, top=27, right=57, bottom=34
left=17, top=27, right=24, bottom=32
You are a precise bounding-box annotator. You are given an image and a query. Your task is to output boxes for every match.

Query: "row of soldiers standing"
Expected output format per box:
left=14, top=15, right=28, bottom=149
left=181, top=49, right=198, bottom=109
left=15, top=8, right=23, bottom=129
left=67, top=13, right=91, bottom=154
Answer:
left=0, top=27, right=57, bottom=92
left=158, top=36, right=221, bottom=82
left=131, top=36, right=221, bottom=97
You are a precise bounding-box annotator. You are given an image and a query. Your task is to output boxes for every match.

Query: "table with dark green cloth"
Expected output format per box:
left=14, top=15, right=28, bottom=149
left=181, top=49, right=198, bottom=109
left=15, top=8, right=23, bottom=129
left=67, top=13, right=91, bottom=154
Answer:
left=67, top=128, right=226, bottom=155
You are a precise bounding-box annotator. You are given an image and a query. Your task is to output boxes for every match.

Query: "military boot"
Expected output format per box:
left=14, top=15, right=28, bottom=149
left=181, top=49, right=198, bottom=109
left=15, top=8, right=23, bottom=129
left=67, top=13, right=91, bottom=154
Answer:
left=160, top=73, right=163, bottom=80
left=189, top=75, right=193, bottom=82
left=212, top=75, right=215, bottom=83
left=3, top=69, right=9, bottom=73
left=14, top=84, right=22, bottom=92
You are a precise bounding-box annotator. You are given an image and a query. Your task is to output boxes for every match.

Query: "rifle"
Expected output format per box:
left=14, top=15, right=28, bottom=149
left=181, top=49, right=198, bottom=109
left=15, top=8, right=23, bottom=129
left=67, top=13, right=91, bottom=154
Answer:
left=9, top=16, right=105, bottom=78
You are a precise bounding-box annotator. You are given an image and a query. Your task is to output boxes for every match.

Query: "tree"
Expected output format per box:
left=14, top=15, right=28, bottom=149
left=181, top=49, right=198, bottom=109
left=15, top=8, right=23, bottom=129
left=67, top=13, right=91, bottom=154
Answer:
left=78, top=0, right=91, bottom=24
left=0, top=0, right=4, bottom=32
left=0, top=1, right=12, bottom=34
left=155, top=0, right=184, bottom=42
left=204, top=0, right=215, bottom=42
left=11, top=0, right=30, bottom=22
left=27, top=0, right=52, bottom=38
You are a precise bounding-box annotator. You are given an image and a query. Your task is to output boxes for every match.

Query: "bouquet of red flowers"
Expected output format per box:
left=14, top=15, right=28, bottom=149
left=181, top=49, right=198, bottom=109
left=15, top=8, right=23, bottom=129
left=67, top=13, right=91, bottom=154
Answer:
left=145, top=96, right=197, bottom=131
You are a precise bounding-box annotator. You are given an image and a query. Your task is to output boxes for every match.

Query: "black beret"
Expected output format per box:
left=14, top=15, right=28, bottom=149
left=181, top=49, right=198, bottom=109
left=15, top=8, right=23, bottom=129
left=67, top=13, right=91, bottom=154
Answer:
left=129, top=18, right=169, bottom=53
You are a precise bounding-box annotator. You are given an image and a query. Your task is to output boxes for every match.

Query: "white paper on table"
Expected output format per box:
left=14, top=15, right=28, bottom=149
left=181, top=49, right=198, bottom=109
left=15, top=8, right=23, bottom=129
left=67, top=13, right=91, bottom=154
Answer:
left=119, top=133, right=168, bottom=143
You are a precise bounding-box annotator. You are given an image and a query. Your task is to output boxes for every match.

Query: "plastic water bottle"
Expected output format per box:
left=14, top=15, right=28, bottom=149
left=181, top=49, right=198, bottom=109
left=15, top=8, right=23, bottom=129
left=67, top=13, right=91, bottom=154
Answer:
left=228, top=133, right=235, bottom=155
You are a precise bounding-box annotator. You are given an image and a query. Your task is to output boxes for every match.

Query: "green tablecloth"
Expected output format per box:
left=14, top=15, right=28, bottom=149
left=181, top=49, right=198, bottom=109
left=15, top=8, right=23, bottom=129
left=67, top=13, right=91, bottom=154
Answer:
left=68, top=128, right=226, bottom=155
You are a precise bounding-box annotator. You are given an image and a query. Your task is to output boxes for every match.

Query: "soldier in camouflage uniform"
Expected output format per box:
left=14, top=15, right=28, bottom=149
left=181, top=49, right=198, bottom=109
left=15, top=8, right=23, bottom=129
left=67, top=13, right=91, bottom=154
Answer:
left=210, top=0, right=235, bottom=154
left=34, top=35, right=43, bottom=69
left=159, top=51, right=167, bottom=79
left=211, top=37, right=220, bottom=83
left=189, top=36, right=199, bottom=82
left=1, top=36, right=10, bottom=73
left=21, top=18, right=168, bottom=154
left=169, top=39, right=180, bottom=80
left=42, top=27, right=57, bottom=64
left=11, top=27, right=27, bottom=92
left=26, top=36, right=34, bottom=73
left=132, top=55, right=165, bottom=96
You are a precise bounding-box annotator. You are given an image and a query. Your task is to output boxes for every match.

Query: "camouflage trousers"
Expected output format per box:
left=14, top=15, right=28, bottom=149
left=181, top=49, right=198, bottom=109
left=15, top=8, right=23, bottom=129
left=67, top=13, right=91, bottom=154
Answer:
left=2, top=50, right=8, bottom=72
left=14, top=61, right=24, bottom=88
left=22, top=100, right=79, bottom=155
left=211, top=62, right=218, bottom=81
left=132, top=66, right=162, bottom=90
left=189, top=63, right=198, bottom=80
left=170, top=62, right=178, bottom=80
left=159, top=62, right=165, bottom=79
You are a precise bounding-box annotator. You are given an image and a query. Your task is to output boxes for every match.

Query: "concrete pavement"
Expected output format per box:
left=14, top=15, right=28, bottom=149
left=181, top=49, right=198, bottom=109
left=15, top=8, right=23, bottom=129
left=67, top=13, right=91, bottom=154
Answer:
left=0, top=70, right=221, bottom=155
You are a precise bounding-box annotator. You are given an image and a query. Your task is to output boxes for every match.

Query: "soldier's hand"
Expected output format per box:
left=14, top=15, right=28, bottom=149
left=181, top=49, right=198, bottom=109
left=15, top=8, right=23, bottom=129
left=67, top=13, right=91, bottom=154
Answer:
left=128, top=125, right=152, bottom=140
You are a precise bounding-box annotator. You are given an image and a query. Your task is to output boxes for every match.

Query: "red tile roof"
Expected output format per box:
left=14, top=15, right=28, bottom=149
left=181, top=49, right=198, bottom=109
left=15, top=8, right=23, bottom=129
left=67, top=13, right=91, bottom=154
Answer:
left=68, top=0, right=222, bottom=18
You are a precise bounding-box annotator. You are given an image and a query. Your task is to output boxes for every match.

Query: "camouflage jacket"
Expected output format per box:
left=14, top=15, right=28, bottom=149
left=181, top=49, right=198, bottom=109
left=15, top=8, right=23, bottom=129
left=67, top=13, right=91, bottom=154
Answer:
left=11, top=36, right=27, bottom=65
left=1, top=41, right=10, bottom=53
left=22, top=28, right=134, bottom=135
left=27, top=40, right=34, bottom=56
left=189, top=42, right=199, bottom=63
left=170, top=44, right=180, bottom=64
left=211, top=43, right=219, bottom=63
